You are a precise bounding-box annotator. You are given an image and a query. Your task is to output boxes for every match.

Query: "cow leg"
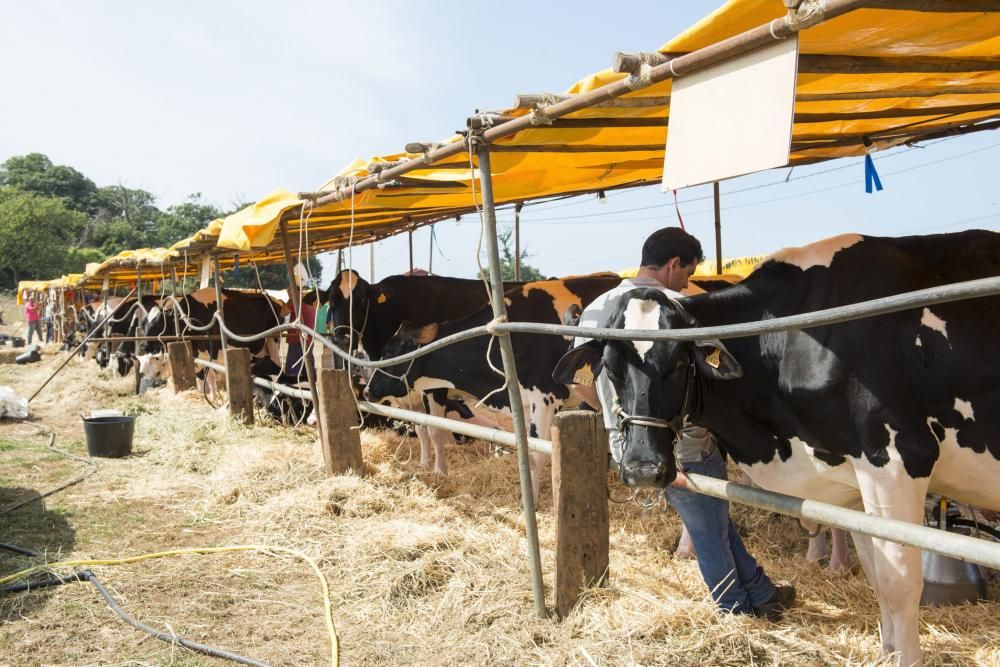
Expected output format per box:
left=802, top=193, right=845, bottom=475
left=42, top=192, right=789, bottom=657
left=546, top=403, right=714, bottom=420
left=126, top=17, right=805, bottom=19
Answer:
left=414, top=425, right=434, bottom=469
left=422, top=392, right=452, bottom=475
left=523, top=392, right=558, bottom=506
left=803, top=521, right=829, bottom=563
left=828, top=528, right=851, bottom=573
left=852, top=451, right=930, bottom=667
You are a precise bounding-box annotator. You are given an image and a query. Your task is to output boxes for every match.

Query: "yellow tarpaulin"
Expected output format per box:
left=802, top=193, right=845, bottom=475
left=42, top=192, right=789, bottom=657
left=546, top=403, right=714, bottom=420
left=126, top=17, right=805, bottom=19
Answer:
left=214, top=0, right=1000, bottom=257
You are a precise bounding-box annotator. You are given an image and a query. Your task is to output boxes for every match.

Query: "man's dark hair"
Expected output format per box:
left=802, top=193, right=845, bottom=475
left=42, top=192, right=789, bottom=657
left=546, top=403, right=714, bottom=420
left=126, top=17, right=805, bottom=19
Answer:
left=640, top=227, right=705, bottom=268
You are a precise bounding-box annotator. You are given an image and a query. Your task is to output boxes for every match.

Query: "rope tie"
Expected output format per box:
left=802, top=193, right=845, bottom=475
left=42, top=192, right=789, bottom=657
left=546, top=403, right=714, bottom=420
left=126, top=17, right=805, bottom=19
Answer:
left=486, top=315, right=509, bottom=336
left=624, top=63, right=654, bottom=91
left=528, top=108, right=553, bottom=126
left=785, top=0, right=825, bottom=31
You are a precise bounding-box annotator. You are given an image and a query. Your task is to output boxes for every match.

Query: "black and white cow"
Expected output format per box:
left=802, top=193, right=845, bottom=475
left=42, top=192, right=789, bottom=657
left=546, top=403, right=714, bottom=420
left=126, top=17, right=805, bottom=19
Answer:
left=553, top=231, right=1000, bottom=666
left=80, top=295, right=161, bottom=375
left=364, top=273, right=624, bottom=499
left=137, top=288, right=282, bottom=396
left=327, top=269, right=526, bottom=449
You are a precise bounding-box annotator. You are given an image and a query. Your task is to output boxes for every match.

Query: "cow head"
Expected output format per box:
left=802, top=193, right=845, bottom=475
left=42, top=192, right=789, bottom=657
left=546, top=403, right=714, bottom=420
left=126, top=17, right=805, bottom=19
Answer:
left=326, top=270, right=370, bottom=353
left=362, top=322, right=437, bottom=407
left=552, top=288, right=741, bottom=488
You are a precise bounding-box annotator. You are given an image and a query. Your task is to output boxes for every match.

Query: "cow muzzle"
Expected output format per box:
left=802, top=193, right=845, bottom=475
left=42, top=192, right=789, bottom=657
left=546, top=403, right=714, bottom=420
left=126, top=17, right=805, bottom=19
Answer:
left=619, top=460, right=675, bottom=488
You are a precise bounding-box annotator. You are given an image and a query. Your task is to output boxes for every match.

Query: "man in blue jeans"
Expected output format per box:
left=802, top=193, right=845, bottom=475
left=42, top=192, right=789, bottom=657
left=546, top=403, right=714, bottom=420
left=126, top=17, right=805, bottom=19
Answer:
left=572, top=227, right=795, bottom=619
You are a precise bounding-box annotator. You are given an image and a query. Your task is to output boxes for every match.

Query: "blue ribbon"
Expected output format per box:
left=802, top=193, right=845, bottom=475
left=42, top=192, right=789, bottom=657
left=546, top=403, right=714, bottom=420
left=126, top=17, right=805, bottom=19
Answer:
left=864, top=154, right=884, bottom=194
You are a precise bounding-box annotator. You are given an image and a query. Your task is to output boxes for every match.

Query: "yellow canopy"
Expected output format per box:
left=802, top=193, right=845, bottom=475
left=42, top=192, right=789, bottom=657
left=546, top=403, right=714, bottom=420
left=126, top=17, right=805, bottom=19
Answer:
left=214, top=1, right=1000, bottom=257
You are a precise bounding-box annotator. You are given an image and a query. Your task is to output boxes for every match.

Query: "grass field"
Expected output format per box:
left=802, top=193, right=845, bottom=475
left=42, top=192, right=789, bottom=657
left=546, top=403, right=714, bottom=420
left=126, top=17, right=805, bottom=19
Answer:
left=0, top=350, right=998, bottom=666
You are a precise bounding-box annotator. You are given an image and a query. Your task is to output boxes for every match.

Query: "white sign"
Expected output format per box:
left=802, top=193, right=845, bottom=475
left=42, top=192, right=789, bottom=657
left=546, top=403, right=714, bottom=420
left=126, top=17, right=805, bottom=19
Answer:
left=662, top=36, right=799, bottom=190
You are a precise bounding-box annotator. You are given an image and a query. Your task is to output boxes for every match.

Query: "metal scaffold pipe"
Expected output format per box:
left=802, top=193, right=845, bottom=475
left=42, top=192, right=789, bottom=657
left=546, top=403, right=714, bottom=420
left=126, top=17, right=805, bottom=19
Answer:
left=477, top=143, right=548, bottom=619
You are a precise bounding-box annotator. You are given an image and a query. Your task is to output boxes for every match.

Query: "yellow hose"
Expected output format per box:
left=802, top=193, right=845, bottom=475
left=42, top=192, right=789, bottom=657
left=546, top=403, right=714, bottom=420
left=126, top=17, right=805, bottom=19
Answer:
left=1, top=544, right=339, bottom=667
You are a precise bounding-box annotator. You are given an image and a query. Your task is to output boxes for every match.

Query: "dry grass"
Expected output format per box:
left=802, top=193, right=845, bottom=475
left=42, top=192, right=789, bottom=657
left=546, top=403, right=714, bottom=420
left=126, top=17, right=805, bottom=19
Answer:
left=1, top=353, right=998, bottom=666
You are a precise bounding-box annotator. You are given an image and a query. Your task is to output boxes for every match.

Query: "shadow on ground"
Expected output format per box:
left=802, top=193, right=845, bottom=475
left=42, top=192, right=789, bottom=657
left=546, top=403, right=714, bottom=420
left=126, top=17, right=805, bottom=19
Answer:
left=0, top=487, right=76, bottom=623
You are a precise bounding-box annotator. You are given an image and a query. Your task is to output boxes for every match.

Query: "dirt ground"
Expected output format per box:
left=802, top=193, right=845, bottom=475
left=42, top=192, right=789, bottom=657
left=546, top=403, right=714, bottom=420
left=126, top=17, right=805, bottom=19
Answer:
left=1, top=347, right=998, bottom=666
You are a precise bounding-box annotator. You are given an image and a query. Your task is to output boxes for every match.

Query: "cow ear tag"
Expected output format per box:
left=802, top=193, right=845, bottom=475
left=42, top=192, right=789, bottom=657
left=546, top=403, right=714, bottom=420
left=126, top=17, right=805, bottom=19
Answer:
left=705, top=347, right=722, bottom=369
left=572, top=364, right=594, bottom=386
left=377, top=293, right=388, bottom=304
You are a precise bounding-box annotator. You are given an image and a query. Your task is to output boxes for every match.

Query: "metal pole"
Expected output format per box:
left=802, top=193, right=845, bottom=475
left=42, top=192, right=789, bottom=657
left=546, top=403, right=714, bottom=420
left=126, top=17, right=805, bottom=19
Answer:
left=685, top=473, right=1000, bottom=570
left=369, top=242, right=375, bottom=282
left=29, top=288, right=137, bottom=402
left=477, top=143, right=548, bottom=619
left=408, top=230, right=414, bottom=273
left=428, top=225, right=434, bottom=274
left=212, top=257, right=228, bottom=349
left=278, top=219, right=324, bottom=443
left=134, top=266, right=144, bottom=395
left=713, top=181, right=722, bottom=275
left=514, top=202, right=522, bottom=281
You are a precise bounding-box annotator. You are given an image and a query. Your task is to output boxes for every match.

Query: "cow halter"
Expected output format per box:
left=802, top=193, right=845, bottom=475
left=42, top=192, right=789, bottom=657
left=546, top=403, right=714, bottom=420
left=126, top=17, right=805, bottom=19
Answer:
left=612, top=351, right=697, bottom=441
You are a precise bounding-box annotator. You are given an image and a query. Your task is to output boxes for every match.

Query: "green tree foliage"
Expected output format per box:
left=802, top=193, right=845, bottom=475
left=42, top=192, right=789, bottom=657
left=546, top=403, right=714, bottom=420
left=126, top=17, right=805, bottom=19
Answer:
left=480, top=226, right=546, bottom=282
left=0, top=152, right=326, bottom=290
left=0, top=153, right=99, bottom=215
left=222, top=256, right=323, bottom=290
left=0, top=193, right=87, bottom=284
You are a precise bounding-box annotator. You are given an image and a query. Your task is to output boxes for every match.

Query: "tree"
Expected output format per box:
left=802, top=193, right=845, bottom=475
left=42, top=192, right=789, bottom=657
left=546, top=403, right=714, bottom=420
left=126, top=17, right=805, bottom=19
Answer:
left=0, top=193, right=86, bottom=286
left=0, top=153, right=99, bottom=215
left=88, top=185, right=163, bottom=250
left=155, top=193, right=223, bottom=247
left=222, top=256, right=322, bottom=290
left=480, top=226, right=545, bottom=282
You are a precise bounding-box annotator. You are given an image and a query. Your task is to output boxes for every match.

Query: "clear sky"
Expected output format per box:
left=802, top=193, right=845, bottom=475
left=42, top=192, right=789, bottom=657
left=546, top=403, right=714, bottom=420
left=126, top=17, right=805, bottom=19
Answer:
left=2, top=1, right=998, bottom=283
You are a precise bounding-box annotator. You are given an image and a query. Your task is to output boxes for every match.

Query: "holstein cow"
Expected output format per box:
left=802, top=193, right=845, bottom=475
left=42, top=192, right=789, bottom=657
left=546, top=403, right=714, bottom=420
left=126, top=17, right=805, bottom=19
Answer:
left=553, top=231, right=1000, bottom=666
left=364, top=273, right=625, bottom=500
left=327, top=269, right=526, bottom=451
left=81, top=295, right=161, bottom=375
left=137, top=288, right=282, bottom=398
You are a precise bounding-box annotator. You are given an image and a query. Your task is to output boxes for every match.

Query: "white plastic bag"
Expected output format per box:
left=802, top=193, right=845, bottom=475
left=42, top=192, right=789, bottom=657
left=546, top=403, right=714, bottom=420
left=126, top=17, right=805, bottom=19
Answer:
left=0, top=386, right=29, bottom=419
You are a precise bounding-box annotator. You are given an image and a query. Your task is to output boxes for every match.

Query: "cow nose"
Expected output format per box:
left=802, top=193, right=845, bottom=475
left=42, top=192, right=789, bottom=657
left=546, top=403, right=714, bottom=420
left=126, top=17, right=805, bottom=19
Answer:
left=620, top=461, right=672, bottom=488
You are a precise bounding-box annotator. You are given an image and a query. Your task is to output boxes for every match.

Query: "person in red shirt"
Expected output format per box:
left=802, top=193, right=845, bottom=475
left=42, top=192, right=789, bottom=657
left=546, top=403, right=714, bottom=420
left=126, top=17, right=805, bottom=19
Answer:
left=24, top=296, right=43, bottom=345
left=282, top=298, right=316, bottom=378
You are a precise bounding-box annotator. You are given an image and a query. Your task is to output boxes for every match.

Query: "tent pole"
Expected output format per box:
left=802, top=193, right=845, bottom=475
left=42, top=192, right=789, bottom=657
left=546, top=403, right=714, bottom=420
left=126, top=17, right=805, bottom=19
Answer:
left=713, top=181, right=722, bottom=275
left=477, top=142, right=548, bottom=619
left=514, top=202, right=522, bottom=281
left=212, top=257, right=228, bottom=349
left=408, top=230, right=414, bottom=273
left=369, top=242, right=375, bottom=282
left=428, top=225, right=434, bottom=274
left=279, top=219, right=324, bottom=444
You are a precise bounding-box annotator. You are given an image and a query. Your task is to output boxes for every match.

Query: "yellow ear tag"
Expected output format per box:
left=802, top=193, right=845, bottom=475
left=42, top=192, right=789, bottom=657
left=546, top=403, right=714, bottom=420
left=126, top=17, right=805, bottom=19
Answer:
left=705, top=348, right=721, bottom=369
left=572, top=364, right=594, bottom=386
left=377, top=293, right=387, bottom=304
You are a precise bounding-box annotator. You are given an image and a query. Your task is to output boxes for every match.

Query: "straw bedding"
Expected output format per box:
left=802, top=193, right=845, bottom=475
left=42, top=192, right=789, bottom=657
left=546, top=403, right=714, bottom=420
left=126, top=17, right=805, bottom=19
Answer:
left=0, top=354, right=998, bottom=666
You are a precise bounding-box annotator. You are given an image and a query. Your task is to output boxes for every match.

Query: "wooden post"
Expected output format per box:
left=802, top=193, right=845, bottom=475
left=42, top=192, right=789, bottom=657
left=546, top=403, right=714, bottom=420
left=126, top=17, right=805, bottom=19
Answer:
left=315, top=368, right=364, bottom=475
left=167, top=341, right=196, bottom=392
left=224, top=346, right=254, bottom=424
left=552, top=410, right=609, bottom=618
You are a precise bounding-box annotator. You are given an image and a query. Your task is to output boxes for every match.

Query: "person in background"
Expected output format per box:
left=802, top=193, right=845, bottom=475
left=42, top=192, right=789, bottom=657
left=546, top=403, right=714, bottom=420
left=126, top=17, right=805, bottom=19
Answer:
left=24, top=296, right=43, bottom=345
left=282, top=297, right=316, bottom=379
left=44, top=298, right=55, bottom=343
left=571, top=227, right=796, bottom=621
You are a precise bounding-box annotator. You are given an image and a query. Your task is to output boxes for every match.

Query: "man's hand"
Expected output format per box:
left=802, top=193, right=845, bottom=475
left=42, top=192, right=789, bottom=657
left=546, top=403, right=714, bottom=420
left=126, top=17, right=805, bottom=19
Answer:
left=670, top=470, right=690, bottom=489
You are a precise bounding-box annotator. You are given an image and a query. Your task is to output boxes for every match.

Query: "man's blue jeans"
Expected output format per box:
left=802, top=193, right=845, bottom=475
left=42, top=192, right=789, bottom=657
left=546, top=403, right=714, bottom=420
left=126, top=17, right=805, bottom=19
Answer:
left=664, top=443, right=775, bottom=614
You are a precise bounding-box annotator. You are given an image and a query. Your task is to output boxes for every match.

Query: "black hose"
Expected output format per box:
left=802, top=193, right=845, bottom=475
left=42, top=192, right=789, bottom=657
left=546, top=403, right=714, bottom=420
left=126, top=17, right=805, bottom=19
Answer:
left=950, top=518, right=1000, bottom=541
left=0, top=542, right=272, bottom=667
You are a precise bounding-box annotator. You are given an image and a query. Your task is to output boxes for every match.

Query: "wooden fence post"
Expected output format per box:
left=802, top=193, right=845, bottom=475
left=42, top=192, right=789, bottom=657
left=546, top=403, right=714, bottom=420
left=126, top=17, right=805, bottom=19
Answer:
left=552, top=410, right=609, bottom=618
left=224, top=347, right=254, bottom=425
left=167, top=341, right=196, bottom=393
left=315, top=368, right=364, bottom=476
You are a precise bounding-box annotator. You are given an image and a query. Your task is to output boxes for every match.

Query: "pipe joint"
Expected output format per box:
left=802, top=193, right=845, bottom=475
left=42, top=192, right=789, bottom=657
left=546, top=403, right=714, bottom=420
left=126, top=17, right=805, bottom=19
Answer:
left=785, top=0, right=826, bottom=32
